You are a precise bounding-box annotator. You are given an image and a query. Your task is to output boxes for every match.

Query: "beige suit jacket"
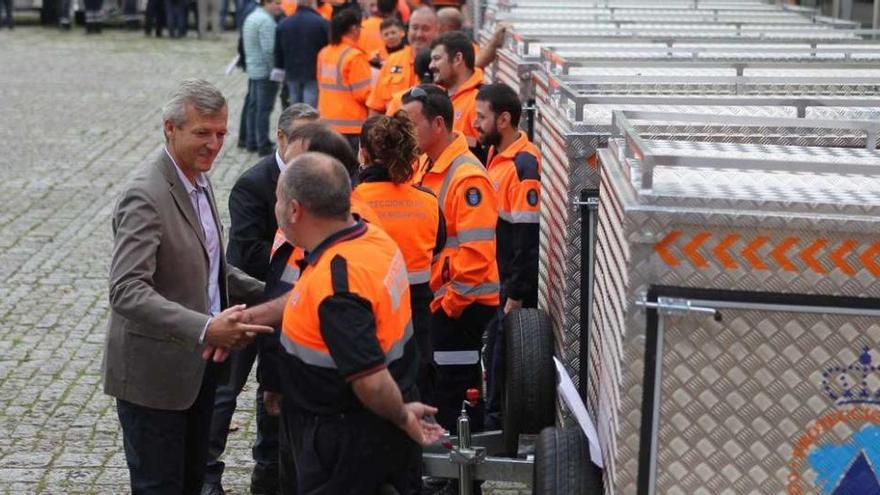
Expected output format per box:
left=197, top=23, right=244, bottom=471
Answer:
left=103, top=150, right=264, bottom=411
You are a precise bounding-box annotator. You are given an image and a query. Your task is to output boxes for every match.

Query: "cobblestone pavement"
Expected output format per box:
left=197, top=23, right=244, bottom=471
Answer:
left=0, top=28, right=530, bottom=494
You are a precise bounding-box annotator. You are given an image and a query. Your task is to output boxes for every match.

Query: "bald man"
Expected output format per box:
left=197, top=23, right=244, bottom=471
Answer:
left=367, top=6, right=439, bottom=114
left=437, top=6, right=463, bottom=33
left=436, top=7, right=506, bottom=71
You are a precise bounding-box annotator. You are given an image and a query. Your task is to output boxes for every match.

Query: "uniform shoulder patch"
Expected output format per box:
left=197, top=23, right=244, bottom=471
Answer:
left=513, top=152, right=540, bottom=181
left=526, top=188, right=539, bottom=206
left=390, top=65, right=403, bottom=74
left=465, top=187, right=482, bottom=206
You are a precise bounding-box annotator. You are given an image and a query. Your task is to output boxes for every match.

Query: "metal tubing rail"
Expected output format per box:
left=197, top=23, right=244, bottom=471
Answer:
left=543, top=53, right=880, bottom=76
left=608, top=110, right=880, bottom=189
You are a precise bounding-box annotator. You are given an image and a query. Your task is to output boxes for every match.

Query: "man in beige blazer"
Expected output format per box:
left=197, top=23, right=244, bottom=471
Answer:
left=103, top=79, right=273, bottom=495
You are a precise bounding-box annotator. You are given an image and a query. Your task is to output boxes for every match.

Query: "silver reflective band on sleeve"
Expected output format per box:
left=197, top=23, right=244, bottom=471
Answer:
left=349, top=79, right=372, bottom=90
left=408, top=269, right=431, bottom=285
left=281, top=333, right=338, bottom=369
left=434, top=350, right=480, bottom=366
left=499, top=210, right=540, bottom=224
left=444, top=227, right=495, bottom=248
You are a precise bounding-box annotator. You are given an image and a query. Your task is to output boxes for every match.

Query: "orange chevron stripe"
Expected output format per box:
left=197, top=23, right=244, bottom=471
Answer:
left=770, top=237, right=800, bottom=272
left=713, top=234, right=740, bottom=270
left=799, top=239, right=827, bottom=274
left=831, top=239, right=858, bottom=276
left=683, top=231, right=712, bottom=268
left=654, top=231, right=682, bottom=266
left=743, top=236, right=770, bottom=270
left=859, top=242, right=880, bottom=276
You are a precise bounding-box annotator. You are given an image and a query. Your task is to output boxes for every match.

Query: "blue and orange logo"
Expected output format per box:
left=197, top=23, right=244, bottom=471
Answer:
left=788, top=347, right=880, bottom=495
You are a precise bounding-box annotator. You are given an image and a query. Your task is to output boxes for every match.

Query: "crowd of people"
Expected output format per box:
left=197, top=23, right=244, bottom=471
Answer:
left=102, top=2, right=535, bottom=495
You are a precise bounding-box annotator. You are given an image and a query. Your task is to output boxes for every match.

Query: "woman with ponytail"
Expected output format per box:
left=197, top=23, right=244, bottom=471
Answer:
left=353, top=112, right=447, bottom=405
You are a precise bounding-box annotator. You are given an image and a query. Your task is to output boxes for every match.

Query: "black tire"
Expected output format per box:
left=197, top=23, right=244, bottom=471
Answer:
left=534, top=427, right=603, bottom=495
left=502, top=308, right=557, bottom=456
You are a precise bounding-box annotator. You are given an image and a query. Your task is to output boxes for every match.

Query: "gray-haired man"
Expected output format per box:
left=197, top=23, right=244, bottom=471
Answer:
left=103, top=79, right=273, bottom=494
left=202, top=104, right=319, bottom=495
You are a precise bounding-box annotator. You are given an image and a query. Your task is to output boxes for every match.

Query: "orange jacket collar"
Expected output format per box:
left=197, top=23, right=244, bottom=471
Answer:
left=488, top=131, right=529, bottom=167
left=451, top=68, right=484, bottom=98
left=427, top=133, right=471, bottom=175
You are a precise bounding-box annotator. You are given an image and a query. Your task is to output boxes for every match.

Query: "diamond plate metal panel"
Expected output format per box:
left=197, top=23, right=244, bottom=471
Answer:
left=649, top=313, right=880, bottom=495
left=591, top=130, right=880, bottom=494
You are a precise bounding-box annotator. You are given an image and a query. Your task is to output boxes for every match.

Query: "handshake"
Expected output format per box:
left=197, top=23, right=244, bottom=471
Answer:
left=201, top=304, right=273, bottom=363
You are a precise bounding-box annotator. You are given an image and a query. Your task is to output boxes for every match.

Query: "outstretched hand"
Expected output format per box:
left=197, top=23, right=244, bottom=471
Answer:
left=401, top=402, right=446, bottom=446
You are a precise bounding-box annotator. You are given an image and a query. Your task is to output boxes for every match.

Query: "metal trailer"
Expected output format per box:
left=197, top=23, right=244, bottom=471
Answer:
left=422, top=111, right=880, bottom=494
left=533, top=79, right=880, bottom=409
left=583, top=111, right=880, bottom=494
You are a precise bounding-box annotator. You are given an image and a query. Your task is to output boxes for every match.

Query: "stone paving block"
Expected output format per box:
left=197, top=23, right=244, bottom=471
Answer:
left=0, top=28, right=531, bottom=495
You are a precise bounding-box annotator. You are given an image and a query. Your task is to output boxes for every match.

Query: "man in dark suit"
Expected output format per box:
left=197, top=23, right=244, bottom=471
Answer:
left=103, top=79, right=273, bottom=494
left=202, top=103, right=320, bottom=495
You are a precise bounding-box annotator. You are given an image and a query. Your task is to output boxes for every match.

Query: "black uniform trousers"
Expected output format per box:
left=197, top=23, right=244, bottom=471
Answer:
left=282, top=403, right=421, bottom=495
left=116, top=363, right=218, bottom=495
left=431, top=302, right=497, bottom=434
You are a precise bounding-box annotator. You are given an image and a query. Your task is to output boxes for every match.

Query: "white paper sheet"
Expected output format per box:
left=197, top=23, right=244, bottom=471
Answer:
left=224, top=55, right=240, bottom=76
left=269, top=68, right=286, bottom=83
left=554, top=357, right=604, bottom=468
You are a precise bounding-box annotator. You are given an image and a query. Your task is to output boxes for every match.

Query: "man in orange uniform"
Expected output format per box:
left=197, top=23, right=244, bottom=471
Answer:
left=249, top=152, right=444, bottom=494
left=402, top=85, right=500, bottom=433
left=367, top=6, right=438, bottom=115
left=317, top=8, right=373, bottom=151
left=473, top=83, right=541, bottom=429
left=357, top=0, right=394, bottom=58
left=429, top=31, right=484, bottom=154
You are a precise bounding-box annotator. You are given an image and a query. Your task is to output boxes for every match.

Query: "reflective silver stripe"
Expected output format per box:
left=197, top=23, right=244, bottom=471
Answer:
left=349, top=78, right=372, bottom=90
left=386, top=320, right=414, bottom=364
left=281, top=320, right=414, bottom=368
left=499, top=210, right=540, bottom=224
left=408, top=269, right=431, bottom=285
left=445, top=227, right=495, bottom=248
left=437, top=155, right=483, bottom=210
left=434, top=350, right=480, bottom=366
left=320, top=78, right=372, bottom=92
left=336, top=46, right=353, bottom=86
left=433, top=281, right=499, bottom=298
left=323, top=118, right=366, bottom=127
left=280, top=264, right=301, bottom=285
left=281, top=333, right=337, bottom=369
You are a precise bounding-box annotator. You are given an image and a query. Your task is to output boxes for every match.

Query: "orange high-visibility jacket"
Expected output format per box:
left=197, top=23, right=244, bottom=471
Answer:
left=486, top=131, right=541, bottom=304
left=317, top=40, right=373, bottom=135
left=450, top=69, right=484, bottom=147
left=412, top=133, right=500, bottom=317
left=281, top=221, right=413, bottom=379
left=352, top=170, right=445, bottom=286
left=367, top=45, right=418, bottom=113
left=357, top=16, right=385, bottom=59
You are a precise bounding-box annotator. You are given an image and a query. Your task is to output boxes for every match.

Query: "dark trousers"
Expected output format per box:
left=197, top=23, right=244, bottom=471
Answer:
left=484, top=305, right=506, bottom=429
left=283, top=407, right=421, bottom=495
left=204, top=343, right=279, bottom=487
left=0, top=0, right=12, bottom=28
left=278, top=412, right=298, bottom=495
left=116, top=365, right=218, bottom=495
left=246, top=78, right=279, bottom=154
left=238, top=83, right=253, bottom=148
left=164, top=0, right=188, bottom=37
left=145, top=0, right=166, bottom=35
left=411, top=289, right=435, bottom=405
left=431, top=303, right=497, bottom=434
left=83, top=0, right=103, bottom=27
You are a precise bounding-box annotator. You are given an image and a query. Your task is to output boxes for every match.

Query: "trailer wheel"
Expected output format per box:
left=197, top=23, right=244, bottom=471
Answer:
left=502, top=308, right=556, bottom=456
left=534, top=426, right=603, bottom=495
